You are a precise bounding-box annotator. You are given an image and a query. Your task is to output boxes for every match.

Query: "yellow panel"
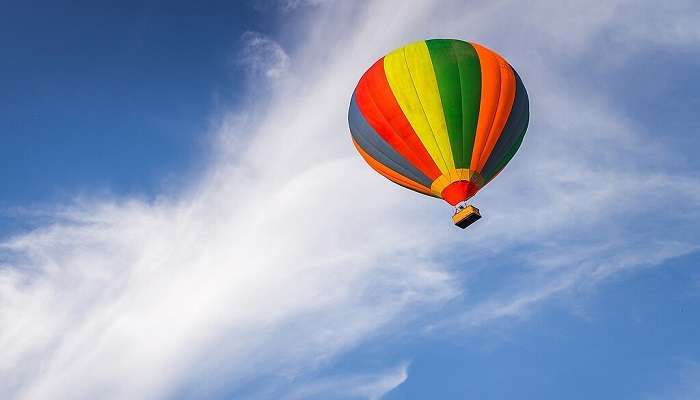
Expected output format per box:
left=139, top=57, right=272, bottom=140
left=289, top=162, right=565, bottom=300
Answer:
left=430, top=174, right=452, bottom=195
left=403, top=43, right=454, bottom=169
left=384, top=42, right=454, bottom=173
left=430, top=169, right=485, bottom=195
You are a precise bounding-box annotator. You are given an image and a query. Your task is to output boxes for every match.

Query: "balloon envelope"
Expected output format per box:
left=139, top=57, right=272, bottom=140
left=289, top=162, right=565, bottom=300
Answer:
left=348, top=39, right=529, bottom=206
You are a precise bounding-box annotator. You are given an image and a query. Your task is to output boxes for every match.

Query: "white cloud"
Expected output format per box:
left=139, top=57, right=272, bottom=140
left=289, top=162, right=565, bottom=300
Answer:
left=646, top=360, right=700, bottom=400
left=1, top=1, right=699, bottom=399
left=239, top=31, right=291, bottom=81
left=279, top=0, right=330, bottom=11
left=456, top=240, right=698, bottom=328
left=0, top=160, right=455, bottom=398
left=612, top=1, right=700, bottom=48
left=280, top=362, right=408, bottom=400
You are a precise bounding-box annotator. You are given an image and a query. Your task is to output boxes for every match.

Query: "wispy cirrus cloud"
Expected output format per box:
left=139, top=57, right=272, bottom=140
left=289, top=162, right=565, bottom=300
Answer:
left=645, top=360, right=700, bottom=400
left=1, top=1, right=699, bottom=399
left=239, top=31, right=291, bottom=81
left=280, top=363, right=408, bottom=400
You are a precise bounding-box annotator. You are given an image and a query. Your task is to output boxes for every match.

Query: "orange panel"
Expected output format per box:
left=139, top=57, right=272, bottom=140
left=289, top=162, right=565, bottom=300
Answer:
left=470, top=44, right=504, bottom=173
left=477, top=62, right=515, bottom=170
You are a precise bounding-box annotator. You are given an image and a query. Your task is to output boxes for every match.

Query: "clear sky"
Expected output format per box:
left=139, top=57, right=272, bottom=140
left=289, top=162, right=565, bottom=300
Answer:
left=1, top=1, right=699, bottom=399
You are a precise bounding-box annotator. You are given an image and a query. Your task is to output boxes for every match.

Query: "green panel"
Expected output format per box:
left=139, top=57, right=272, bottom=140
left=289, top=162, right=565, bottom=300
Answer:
left=427, top=39, right=482, bottom=168
left=426, top=39, right=482, bottom=168
left=426, top=39, right=465, bottom=168
left=453, top=41, right=482, bottom=168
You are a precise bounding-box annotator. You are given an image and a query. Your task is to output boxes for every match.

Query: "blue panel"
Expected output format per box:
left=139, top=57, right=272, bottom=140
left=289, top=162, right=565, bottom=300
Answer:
left=348, top=93, right=433, bottom=188
left=481, top=69, right=529, bottom=179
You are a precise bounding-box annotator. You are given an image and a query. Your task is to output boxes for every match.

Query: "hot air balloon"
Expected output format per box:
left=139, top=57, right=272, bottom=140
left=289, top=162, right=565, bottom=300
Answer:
left=348, top=39, right=529, bottom=229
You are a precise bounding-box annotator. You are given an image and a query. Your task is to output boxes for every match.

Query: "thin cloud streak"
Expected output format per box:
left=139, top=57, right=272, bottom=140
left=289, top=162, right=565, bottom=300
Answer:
left=280, top=362, right=409, bottom=400
left=645, top=360, right=700, bottom=400
left=239, top=31, right=291, bottom=81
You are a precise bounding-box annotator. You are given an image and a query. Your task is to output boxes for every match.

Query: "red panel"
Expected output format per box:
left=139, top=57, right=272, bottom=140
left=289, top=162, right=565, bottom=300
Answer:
left=441, top=181, right=478, bottom=206
left=355, top=59, right=442, bottom=180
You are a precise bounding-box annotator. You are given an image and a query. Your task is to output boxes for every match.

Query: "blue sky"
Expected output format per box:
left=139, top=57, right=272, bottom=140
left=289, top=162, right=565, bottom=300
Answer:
left=0, top=2, right=258, bottom=230
left=1, top=1, right=699, bottom=399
